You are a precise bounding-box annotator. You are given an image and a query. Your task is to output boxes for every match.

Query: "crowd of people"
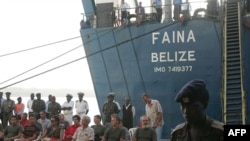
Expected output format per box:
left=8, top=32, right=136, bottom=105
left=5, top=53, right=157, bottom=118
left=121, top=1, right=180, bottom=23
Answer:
left=0, top=79, right=224, bottom=141
left=117, top=0, right=162, bottom=27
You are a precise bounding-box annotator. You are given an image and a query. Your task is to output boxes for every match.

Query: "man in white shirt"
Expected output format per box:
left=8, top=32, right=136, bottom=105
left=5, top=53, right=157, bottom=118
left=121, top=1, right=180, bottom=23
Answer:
left=27, top=93, right=34, bottom=115
left=61, top=94, right=74, bottom=124
left=120, top=0, right=130, bottom=26
left=75, top=92, right=89, bottom=120
left=142, top=93, right=164, bottom=141
left=152, top=0, right=162, bottom=22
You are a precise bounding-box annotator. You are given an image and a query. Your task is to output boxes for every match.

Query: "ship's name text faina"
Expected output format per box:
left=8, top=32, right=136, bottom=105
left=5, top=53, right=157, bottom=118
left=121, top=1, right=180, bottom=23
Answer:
left=152, top=30, right=196, bottom=44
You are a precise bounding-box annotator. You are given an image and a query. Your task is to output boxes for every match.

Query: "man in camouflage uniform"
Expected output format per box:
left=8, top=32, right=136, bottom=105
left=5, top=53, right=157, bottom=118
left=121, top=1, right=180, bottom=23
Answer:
left=32, top=93, right=46, bottom=119
left=48, top=96, right=61, bottom=118
left=1, top=92, right=15, bottom=129
left=170, top=79, right=224, bottom=141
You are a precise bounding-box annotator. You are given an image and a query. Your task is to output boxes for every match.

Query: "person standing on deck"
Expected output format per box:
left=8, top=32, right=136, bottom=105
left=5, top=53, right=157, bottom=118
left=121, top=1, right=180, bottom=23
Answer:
left=0, top=92, right=6, bottom=124
left=1, top=92, right=15, bottom=129
left=122, top=97, right=135, bottom=130
left=14, top=97, right=25, bottom=120
left=27, top=93, right=34, bottom=116
left=120, top=0, right=130, bottom=26
left=142, top=93, right=164, bottom=141
left=45, top=94, right=52, bottom=118
left=32, top=93, right=46, bottom=119
left=61, top=94, right=74, bottom=124
left=108, top=92, right=121, bottom=113
left=75, top=92, right=89, bottom=120
left=152, top=0, right=162, bottom=23
left=102, top=94, right=119, bottom=125
left=135, top=1, right=145, bottom=26
left=48, top=96, right=61, bottom=118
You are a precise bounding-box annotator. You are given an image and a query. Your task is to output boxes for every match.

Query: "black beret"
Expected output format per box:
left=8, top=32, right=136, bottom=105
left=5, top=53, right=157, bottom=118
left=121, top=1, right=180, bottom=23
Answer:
left=175, top=79, right=209, bottom=104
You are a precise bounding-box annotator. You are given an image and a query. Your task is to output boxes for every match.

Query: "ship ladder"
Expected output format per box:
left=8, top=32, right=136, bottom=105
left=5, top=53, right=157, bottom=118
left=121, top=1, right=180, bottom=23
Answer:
left=223, top=0, right=246, bottom=125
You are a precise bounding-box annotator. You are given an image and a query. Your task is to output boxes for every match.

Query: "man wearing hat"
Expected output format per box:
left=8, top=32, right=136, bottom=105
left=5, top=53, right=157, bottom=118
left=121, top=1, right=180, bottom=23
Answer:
left=32, top=93, right=46, bottom=119
left=61, top=94, right=74, bottom=124
left=75, top=92, right=89, bottom=120
left=102, top=94, right=119, bottom=125
left=170, top=79, right=224, bottom=141
left=105, top=92, right=121, bottom=113
left=1, top=92, right=15, bottom=129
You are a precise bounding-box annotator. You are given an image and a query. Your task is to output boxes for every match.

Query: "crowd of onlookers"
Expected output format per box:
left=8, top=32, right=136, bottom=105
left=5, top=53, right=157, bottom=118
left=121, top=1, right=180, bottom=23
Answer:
left=0, top=90, right=161, bottom=141
left=0, top=79, right=225, bottom=141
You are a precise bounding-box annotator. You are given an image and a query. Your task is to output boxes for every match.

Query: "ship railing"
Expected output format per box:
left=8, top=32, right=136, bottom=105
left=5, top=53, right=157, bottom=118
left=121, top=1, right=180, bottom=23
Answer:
left=80, top=1, right=221, bottom=29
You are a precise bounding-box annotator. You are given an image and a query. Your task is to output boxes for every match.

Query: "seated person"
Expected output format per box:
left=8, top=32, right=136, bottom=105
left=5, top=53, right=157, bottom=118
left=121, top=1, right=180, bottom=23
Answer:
left=91, top=115, right=105, bottom=141
left=16, top=114, right=41, bottom=141
left=132, top=115, right=157, bottom=141
left=0, top=124, right=3, bottom=141
left=4, top=115, right=23, bottom=141
left=63, top=115, right=81, bottom=141
left=42, top=115, right=63, bottom=141
left=18, top=113, right=29, bottom=128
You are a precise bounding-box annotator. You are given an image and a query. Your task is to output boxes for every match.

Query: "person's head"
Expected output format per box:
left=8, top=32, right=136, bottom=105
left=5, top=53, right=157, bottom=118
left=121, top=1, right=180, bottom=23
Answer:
left=0, top=92, right=3, bottom=98
left=66, top=94, right=73, bottom=102
left=30, top=93, right=35, bottom=100
left=51, top=115, right=60, bottom=126
left=9, top=115, right=18, bottom=125
left=139, top=1, right=142, bottom=6
left=140, top=115, right=151, bottom=128
left=21, top=112, right=28, bottom=120
left=29, top=114, right=37, bottom=124
left=78, top=92, right=84, bottom=100
left=5, top=92, right=11, bottom=99
left=121, top=0, right=124, bottom=4
left=39, top=111, right=46, bottom=119
left=59, top=113, right=65, bottom=121
left=48, top=94, right=52, bottom=101
left=72, top=115, right=81, bottom=125
left=36, top=93, right=41, bottom=100
left=125, top=97, right=130, bottom=105
left=111, top=114, right=121, bottom=127
left=175, top=79, right=209, bottom=124
left=51, top=96, right=56, bottom=102
left=81, top=115, right=91, bottom=127
left=93, top=115, right=102, bottom=125
left=107, top=92, right=115, bottom=102
left=107, top=94, right=113, bottom=102
left=17, top=97, right=22, bottom=103
left=142, top=93, right=151, bottom=104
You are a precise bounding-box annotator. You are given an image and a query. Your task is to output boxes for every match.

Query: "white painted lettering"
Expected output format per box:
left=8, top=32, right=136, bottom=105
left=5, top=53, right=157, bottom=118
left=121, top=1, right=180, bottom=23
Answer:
left=151, top=30, right=196, bottom=45
left=151, top=51, right=196, bottom=62
left=162, top=32, right=170, bottom=44
left=152, top=32, right=160, bottom=45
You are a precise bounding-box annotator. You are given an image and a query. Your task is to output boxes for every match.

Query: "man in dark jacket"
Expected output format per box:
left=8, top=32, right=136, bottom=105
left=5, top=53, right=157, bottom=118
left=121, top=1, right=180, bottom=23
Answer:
left=170, top=79, right=224, bottom=141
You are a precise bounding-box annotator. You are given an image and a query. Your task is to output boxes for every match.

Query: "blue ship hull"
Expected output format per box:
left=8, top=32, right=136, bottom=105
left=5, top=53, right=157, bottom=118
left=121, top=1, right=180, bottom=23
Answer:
left=80, top=0, right=250, bottom=139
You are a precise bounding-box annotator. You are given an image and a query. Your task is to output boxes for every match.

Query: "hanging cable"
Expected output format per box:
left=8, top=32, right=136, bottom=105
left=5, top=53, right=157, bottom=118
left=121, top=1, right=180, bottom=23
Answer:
left=0, top=44, right=83, bottom=85
left=0, top=56, right=86, bottom=90
left=0, top=13, right=176, bottom=89
left=0, top=36, right=81, bottom=58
